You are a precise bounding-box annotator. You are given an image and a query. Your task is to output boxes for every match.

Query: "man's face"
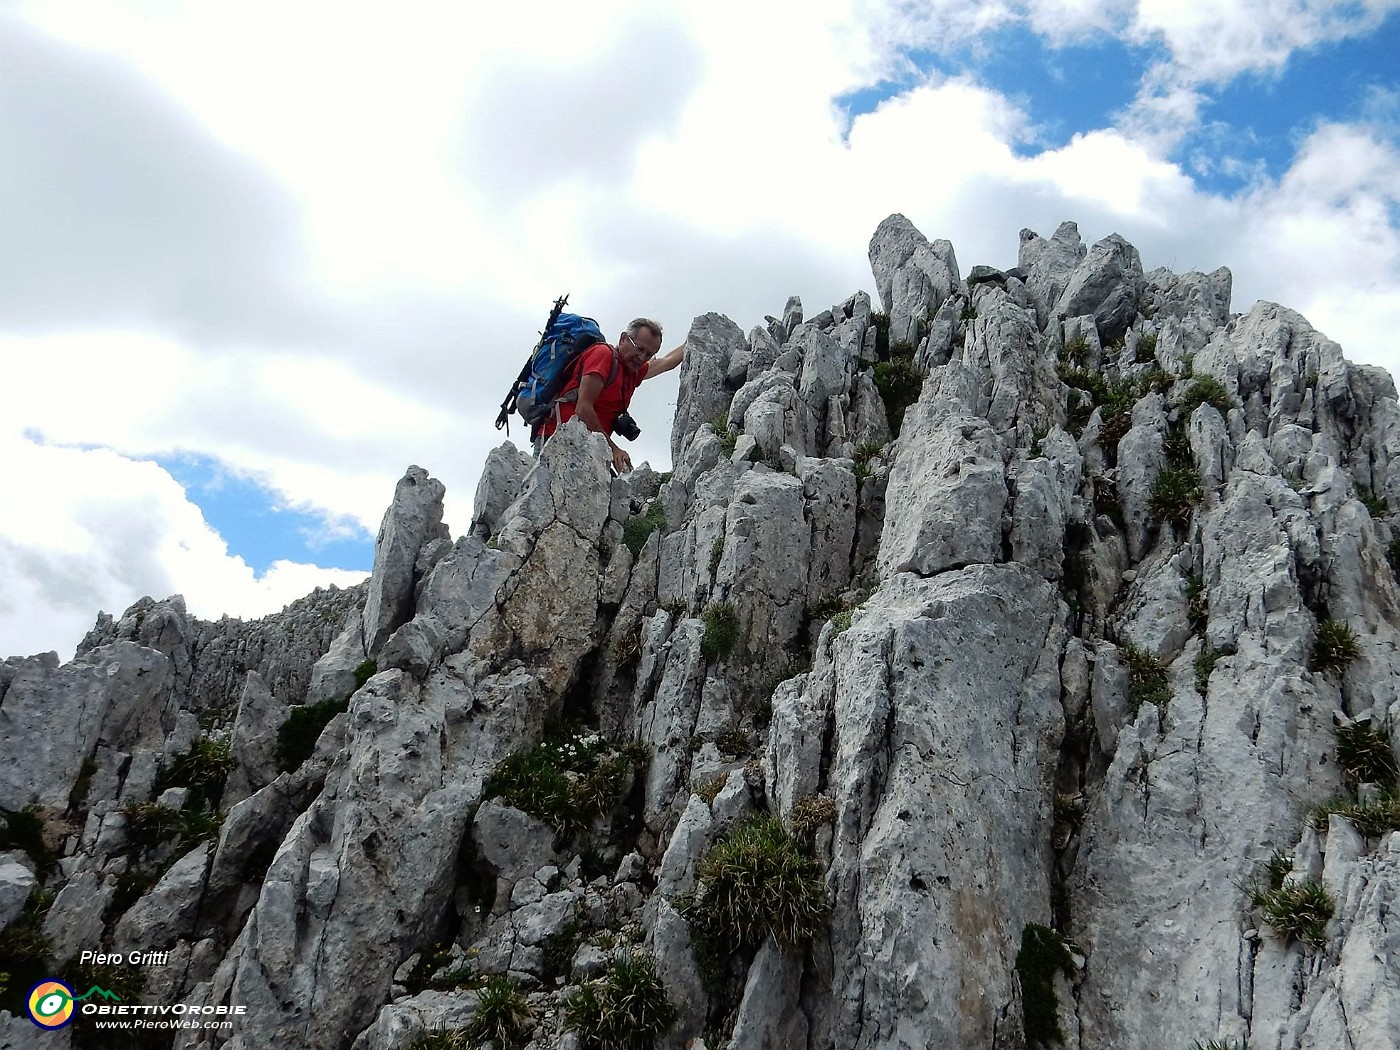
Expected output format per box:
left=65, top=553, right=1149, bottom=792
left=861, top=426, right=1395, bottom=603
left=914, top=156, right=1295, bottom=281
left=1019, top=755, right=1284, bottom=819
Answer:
left=619, top=328, right=660, bottom=372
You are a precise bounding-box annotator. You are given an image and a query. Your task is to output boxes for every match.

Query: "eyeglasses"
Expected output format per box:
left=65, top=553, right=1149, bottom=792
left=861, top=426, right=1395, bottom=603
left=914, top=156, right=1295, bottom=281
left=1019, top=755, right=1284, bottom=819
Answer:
left=623, top=331, right=658, bottom=359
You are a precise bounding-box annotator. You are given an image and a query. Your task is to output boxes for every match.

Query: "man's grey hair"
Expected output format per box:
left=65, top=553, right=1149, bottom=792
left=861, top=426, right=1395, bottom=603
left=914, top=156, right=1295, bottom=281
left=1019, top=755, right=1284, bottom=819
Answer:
left=626, top=317, right=663, bottom=344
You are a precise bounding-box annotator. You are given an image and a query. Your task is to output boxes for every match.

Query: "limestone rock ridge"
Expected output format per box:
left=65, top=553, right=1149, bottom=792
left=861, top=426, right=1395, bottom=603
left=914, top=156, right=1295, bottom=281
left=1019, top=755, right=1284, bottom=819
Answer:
left=2, top=219, right=1398, bottom=1050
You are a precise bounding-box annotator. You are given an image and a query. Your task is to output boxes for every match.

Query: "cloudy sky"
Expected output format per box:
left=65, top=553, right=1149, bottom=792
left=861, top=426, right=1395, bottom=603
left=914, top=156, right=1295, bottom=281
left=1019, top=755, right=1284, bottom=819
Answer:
left=3, top=0, right=1399, bottom=662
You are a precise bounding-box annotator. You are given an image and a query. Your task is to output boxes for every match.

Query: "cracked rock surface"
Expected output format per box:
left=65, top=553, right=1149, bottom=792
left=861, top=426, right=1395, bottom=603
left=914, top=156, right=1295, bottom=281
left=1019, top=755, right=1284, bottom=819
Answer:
left=3, top=219, right=1399, bottom=1050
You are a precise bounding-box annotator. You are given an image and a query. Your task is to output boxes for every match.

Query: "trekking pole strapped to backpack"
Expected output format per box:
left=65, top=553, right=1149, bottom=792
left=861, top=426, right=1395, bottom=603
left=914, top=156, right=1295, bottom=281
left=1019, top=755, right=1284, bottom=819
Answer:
left=495, top=295, right=605, bottom=437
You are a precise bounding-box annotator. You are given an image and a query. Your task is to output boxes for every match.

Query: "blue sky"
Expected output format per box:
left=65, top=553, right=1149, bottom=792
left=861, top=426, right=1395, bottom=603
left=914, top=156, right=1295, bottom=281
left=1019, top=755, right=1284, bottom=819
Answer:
left=839, top=29, right=1149, bottom=155
left=2, top=0, right=1400, bottom=660
left=154, top=454, right=373, bottom=575
left=840, top=10, right=1400, bottom=196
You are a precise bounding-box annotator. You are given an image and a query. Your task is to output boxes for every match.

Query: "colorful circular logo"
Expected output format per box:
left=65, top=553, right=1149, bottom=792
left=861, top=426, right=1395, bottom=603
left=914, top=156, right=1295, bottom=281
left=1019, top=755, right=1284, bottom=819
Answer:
left=27, top=980, right=75, bottom=1029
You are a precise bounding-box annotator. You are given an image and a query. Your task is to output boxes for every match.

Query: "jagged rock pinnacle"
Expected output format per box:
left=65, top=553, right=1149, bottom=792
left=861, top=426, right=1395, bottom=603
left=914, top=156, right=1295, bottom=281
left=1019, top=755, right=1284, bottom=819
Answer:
left=3, top=217, right=1397, bottom=1050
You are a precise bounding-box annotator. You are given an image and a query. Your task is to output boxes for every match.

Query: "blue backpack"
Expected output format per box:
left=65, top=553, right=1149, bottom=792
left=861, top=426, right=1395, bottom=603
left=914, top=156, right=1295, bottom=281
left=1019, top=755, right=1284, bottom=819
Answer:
left=496, top=296, right=611, bottom=436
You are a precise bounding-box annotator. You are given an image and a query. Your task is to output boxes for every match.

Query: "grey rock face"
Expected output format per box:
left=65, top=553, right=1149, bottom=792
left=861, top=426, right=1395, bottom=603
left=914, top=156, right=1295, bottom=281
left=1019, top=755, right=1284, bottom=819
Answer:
left=223, top=671, right=280, bottom=806
left=469, top=441, right=535, bottom=540
left=79, top=585, right=366, bottom=711
left=879, top=405, right=1008, bottom=578
left=10, top=217, right=1400, bottom=1050
left=474, top=800, right=562, bottom=887
left=811, top=565, right=1064, bottom=1048
left=716, top=470, right=810, bottom=689
left=1055, top=232, right=1145, bottom=344
left=360, top=465, right=451, bottom=656
left=0, top=857, right=36, bottom=928
left=869, top=213, right=961, bottom=347
left=1019, top=220, right=1086, bottom=327
left=0, top=641, right=173, bottom=810
left=672, top=312, right=747, bottom=463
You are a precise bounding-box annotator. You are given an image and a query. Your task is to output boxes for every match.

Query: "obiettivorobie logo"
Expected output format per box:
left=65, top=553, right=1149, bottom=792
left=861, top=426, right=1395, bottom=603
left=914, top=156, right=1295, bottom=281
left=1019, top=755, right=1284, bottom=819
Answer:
left=26, top=980, right=121, bottom=1029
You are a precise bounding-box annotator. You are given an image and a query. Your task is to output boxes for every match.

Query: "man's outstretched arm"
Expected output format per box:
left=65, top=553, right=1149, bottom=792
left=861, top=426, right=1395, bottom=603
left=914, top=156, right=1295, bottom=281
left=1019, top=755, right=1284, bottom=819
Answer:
left=645, top=342, right=685, bottom=379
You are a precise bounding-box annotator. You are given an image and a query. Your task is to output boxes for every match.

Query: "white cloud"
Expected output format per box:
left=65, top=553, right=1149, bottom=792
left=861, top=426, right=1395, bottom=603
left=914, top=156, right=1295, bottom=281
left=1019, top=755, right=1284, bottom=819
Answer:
left=3, top=330, right=464, bottom=532
left=0, top=431, right=366, bottom=662
left=3, top=0, right=1399, bottom=664
left=1231, top=123, right=1400, bottom=358
left=1131, top=0, right=1400, bottom=83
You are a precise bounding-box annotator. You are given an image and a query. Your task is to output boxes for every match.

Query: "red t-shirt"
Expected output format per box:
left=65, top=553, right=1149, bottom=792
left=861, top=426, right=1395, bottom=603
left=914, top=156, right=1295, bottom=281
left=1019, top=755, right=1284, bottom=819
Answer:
left=539, top=343, right=645, bottom=438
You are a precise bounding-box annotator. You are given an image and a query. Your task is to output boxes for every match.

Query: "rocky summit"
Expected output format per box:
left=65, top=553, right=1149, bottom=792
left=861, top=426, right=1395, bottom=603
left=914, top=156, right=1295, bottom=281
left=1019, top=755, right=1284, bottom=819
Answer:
left=2, top=216, right=1398, bottom=1050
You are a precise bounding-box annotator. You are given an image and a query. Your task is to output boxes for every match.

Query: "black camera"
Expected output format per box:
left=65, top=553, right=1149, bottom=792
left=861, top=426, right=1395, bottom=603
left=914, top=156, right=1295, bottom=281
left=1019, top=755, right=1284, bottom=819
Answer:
left=614, top=411, right=641, bottom=441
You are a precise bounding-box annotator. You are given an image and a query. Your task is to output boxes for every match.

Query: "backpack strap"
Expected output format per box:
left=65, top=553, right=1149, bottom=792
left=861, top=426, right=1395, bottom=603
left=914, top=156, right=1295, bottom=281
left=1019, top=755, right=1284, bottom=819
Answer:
left=554, top=345, right=620, bottom=407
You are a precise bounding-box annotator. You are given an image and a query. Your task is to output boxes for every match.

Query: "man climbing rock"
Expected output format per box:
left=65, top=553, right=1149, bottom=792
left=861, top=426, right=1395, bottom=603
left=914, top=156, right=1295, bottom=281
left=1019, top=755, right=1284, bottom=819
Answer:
left=538, top=317, right=685, bottom=473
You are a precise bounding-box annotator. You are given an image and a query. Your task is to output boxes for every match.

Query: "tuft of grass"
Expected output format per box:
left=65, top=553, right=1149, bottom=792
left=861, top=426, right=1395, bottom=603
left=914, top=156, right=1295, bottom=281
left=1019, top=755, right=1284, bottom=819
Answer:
left=1355, top=484, right=1388, bottom=518
left=708, top=536, right=725, bottom=578
left=1334, top=721, right=1398, bottom=789
left=1015, top=923, right=1076, bottom=1047
left=1178, top=376, right=1232, bottom=415
left=789, top=795, right=838, bottom=837
left=462, top=975, right=534, bottom=1050
left=0, top=888, right=55, bottom=1013
left=1098, top=409, right=1134, bottom=464
left=715, top=728, right=752, bottom=758
left=1312, top=795, right=1400, bottom=837
left=1192, top=1040, right=1249, bottom=1050
left=701, top=603, right=739, bottom=662
left=707, top=412, right=739, bottom=458
left=1250, top=878, right=1334, bottom=948
left=799, top=597, right=845, bottom=650
left=1186, top=574, right=1208, bottom=632
left=1133, top=331, right=1158, bottom=364
left=405, top=1030, right=473, bottom=1050
left=681, top=814, right=829, bottom=955
left=1060, top=336, right=1091, bottom=368
left=564, top=952, right=677, bottom=1050
left=873, top=357, right=924, bottom=437
left=1258, top=848, right=1294, bottom=893
left=121, top=801, right=183, bottom=856
left=695, top=774, right=728, bottom=805
left=1060, top=367, right=1148, bottom=457
left=1150, top=466, right=1202, bottom=527
left=1120, top=643, right=1170, bottom=714
left=870, top=312, right=890, bottom=358
left=0, top=805, right=58, bottom=878
left=353, top=658, right=378, bottom=689
left=1195, top=645, right=1226, bottom=694
left=610, top=631, right=642, bottom=669
left=1309, top=620, right=1361, bottom=675
left=1053, top=793, right=1086, bottom=836
left=154, top=737, right=233, bottom=812
left=1094, top=475, right=1125, bottom=529
left=484, top=731, right=644, bottom=839
left=120, top=800, right=221, bottom=857
left=622, top=500, right=667, bottom=558
left=276, top=697, right=349, bottom=773
left=1162, top=423, right=1192, bottom=469
left=852, top=442, right=884, bottom=483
